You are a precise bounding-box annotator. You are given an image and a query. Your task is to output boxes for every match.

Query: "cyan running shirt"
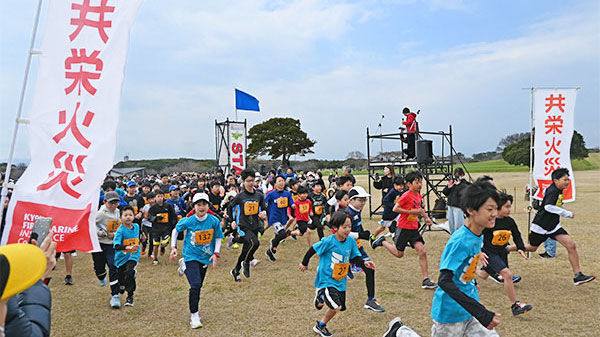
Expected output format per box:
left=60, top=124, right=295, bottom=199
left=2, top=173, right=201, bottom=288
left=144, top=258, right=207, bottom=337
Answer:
left=176, top=214, right=224, bottom=264
left=313, top=234, right=361, bottom=292
left=113, top=223, right=141, bottom=268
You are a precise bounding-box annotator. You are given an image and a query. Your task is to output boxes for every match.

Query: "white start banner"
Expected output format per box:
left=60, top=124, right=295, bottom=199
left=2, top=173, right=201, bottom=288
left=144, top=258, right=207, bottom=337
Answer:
left=533, top=88, right=577, bottom=202
left=1, top=0, right=143, bottom=252
left=228, top=122, right=247, bottom=176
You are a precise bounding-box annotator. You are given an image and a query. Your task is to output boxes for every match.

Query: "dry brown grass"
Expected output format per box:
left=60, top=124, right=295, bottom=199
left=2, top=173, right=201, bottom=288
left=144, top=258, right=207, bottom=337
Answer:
left=50, top=171, right=600, bottom=337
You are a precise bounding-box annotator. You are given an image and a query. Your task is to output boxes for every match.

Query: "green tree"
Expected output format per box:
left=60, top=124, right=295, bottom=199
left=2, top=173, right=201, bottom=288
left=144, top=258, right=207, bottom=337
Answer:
left=247, top=117, right=316, bottom=166
left=502, top=130, right=589, bottom=167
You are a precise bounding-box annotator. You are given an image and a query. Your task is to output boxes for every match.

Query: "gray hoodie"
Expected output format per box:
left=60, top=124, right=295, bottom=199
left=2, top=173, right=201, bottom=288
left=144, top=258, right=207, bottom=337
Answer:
left=95, top=204, right=120, bottom=245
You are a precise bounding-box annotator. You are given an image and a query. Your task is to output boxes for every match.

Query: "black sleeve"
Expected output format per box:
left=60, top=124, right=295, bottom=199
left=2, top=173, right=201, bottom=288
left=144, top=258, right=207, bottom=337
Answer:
left=510, top=218, right=526, bottom=252
left=227, top=195, right=240, bottom=221
left=358, top=230, right=371, bottom=240
left=114, top=244, right=126, bottom=250
left=168, top=204, right=178, bottom=227
left=301, top=247, right=317, bottom=266
left=260, top=193, right=267, bottom=211
left=442, top=185, right=452, bottom=196
left=437, top=269, right=495, bottom=327
left=373, top=179, right=382, bottom=190
left=350, top=256, right=367, bottom=269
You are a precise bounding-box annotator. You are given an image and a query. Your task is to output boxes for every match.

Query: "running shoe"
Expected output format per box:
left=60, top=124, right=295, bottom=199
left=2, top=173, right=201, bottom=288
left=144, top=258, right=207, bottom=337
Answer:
left=314, top=290, right=324, bottom=310
left=421, top=278, right=438, bottom=289
left=227, top=235, right=234, bottom=249
left=110, top=294, right=121, bottom=309
left=140, top=249, right=146, bottom=255
left=313, top=322, right=332, bottom=337
left=65, top=275, right=73, bottom=286
left=369, top=235, right=375, bottom=248
left=148, top=254, right=155, bottom=260
left=270, top=238, right=277, bottom=253
left=489, top=273, right=504, bottom=284
left=383, top=317, right=404, bottom=337
left=364, top=299, right=385, bottom=312
left=242, top=261, right=251, bottom=278
left=265, top=249, right=276, bottom=262
left=250, top=259, right=261, bottom=268
left=351, top=265, right=362, bottom=273
left=371, top=236, right=386, bottom=249
left=190, top=315, right=203, bottom=329
left=511, top=301, right=532, bottom=316
left=125, top=296, right=134, bottom=307
left=573, top=272, right=596, bottom=286
left=153, top=259, right=159, bottom=266
left=290, top=234, right=297, bottom=241
left=98, top=276, right=107, bottom=287
left=538, top=252, right=555, bottom=259
left=177, top=258, right=186, bottom=276
left=230, top=268, right=241, bottom=282
left=512, top=276, right=522, bottom=284
left=231, top=243, right=240, bottom=249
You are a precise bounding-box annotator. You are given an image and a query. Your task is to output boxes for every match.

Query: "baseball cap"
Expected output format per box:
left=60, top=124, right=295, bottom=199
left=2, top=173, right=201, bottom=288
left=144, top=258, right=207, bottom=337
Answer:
left=192, top=192, right=210, bottom=205
left=180, top=184, right=187, bottom=189
left=348, top=186, right=370, bottom=199
left=0, top=244, right=47, bottom=300
left=104, top=191, right=120, bottom=202
left=126, top=180, right=137, bottom=187
left=169, top=185, right=180, bottom=192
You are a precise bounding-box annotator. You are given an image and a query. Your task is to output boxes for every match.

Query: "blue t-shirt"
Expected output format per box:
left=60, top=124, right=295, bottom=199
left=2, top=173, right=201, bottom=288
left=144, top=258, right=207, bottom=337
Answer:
left=166, top=197, right=187, bottom=216
left=264, top=189, right=294, bottom=225
left=345, top=205, right=363, bottom=233
left=113, top=223, right=141, bottom=268
left=175, top=214, right=224, bottom=264
left=431, top=225, right=483, bottom=323
left=382, top=188, right=403, bottom=221
left=313, top=235, right=361, bottom=291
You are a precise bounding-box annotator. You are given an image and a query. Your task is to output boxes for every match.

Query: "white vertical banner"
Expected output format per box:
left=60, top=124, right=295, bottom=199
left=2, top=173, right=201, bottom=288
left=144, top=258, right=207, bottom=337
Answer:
left=228, top=122, right=246, bottom=175
left=533, top=89, right=577, bottom=202
left=1, top=0, right=143, bottom=252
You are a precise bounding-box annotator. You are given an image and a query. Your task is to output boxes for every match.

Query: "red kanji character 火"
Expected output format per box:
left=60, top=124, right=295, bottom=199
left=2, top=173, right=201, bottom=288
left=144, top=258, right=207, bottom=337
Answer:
left=544, top=157, right=561, bottom=176
left=37, top=151, right=87, bottom=199
left=65, top=48, right=103, bottom=96
left=69, top=0, right=115, bottom=43
left=544, top=138, right=562, bottom=156
left=544, top=94, right=565, bottom=113
left=53, top=102, right=95, bottom=149
left=544, top=115, right=563, bottom=135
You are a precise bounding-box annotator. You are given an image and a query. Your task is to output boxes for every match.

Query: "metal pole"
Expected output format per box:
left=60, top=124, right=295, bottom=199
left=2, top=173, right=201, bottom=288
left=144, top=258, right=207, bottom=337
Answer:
left=528, top=88, right=534, bottom=258
left=0, top=0, right=44, bottom=222
left=366, top=127, right=373, bottom=218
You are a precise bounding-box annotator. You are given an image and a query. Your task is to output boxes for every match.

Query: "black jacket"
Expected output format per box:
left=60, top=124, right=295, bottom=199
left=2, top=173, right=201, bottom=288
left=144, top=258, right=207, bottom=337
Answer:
left=5, top=280, right=52, bottom=337
left=442, top=178, right=470, bottom=207
left=373, top=175, right=394, bottom=199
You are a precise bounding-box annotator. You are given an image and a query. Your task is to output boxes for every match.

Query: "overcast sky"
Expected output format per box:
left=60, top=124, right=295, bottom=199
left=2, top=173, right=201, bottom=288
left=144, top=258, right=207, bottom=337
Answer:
left=1, top=0, right=598, bottom=163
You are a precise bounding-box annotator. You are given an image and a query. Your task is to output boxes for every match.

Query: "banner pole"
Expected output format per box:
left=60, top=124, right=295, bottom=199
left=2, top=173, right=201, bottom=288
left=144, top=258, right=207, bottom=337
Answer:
left=0, top=0, right=44, bottom=221
left=528, top=87, right=534, bottom=258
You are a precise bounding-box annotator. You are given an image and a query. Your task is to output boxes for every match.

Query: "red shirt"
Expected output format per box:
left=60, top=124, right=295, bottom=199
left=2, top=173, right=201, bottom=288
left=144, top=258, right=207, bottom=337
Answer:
left=396, top=190, right=422, bottom=230
left=294, top=198, right=312, bottom=222
left=402, top=113, right=417, bottom=133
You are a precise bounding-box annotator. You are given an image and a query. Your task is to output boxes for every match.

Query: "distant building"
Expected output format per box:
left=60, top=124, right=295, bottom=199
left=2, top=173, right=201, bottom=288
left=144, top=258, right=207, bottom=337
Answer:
left=108, top=167, right=145, bottom=178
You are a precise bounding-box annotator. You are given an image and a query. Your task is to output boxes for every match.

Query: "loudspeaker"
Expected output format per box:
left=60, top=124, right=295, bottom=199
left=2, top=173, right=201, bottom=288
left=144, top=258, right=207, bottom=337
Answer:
left=416, top=139, right=433, bottom=164
left=258, top=164, right=266, bottom=175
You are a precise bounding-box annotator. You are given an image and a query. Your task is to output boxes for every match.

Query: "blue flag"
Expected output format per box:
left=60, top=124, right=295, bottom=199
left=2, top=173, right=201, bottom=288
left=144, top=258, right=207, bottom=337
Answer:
left=235, top=89, right=260, bottom=112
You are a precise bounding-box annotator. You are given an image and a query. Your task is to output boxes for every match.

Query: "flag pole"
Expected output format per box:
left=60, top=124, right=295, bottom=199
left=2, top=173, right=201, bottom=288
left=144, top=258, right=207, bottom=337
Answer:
left=0, top=0, right=44, bottom=221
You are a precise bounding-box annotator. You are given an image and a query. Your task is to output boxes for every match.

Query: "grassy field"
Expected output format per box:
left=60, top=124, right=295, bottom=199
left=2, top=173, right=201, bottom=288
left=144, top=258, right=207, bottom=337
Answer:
left=50, top=171, right=600, bottom=337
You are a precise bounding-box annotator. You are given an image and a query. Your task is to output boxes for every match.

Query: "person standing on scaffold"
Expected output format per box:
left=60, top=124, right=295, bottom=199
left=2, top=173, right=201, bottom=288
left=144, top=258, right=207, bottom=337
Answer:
left=400, top=107, right=418, bottom=160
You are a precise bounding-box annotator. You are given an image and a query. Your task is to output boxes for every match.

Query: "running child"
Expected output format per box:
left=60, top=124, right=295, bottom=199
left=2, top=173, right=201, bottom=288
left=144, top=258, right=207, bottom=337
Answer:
left=476, top=192, right=532, bottom=316
left=113, top=206, right=142, bottom=308
left=292, top=185, right=315, bottom=245
left=510, top=168, right=595, bottom=285
left=170, top=193, right=223, bottom=329
left=309, top=182, right=327, bottom=241
left=264, top=175, right=296, bottom=262
left=370, top=176, right=405, bottom=245
left=140, top=192, right=155, bottom=258
left=148, top=192, right=178, bottom=265
left=372, top=171, right=437, bottom=289
left=430, top=179, right=501, bottom=336
left=299, top=211, right=376, bottom=337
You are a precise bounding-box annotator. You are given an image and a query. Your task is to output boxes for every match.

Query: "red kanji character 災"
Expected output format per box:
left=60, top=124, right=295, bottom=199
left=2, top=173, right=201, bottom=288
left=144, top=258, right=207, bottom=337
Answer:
left=37, top=151, right=87, bottom=199
left=544, top=94, right=565, bottom=113
left=53, top=102, right=95, bottom=149
left=69, top=0, right=115, bottom=43
left=65, top=48, right=103, bottom=96
left=544, top=157, right=561, bottom=176
left=545, top=138, right=562, bottom=156
left=544, top=115, right=563, bottom=135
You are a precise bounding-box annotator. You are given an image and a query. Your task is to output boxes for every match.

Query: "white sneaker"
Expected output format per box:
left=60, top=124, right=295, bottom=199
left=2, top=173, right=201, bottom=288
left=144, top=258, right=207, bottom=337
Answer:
left=177, top=258, right=186, bottom=276
left=190, top=314, right=203, bottom=329
left=250, top=259, right=261, bottom=268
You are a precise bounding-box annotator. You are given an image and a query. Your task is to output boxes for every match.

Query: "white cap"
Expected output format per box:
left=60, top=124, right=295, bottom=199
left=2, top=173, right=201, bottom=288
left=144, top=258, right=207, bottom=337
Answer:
left=192, top=192, right=210, bottom=204
left=348, top=186, right=370, bottom=199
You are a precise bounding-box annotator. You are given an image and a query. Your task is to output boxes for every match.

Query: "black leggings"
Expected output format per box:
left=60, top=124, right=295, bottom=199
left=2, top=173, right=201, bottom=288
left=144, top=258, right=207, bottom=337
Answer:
left=236, top=228, right=260, bottom=270
left=117, top=260, right=137, bottom=296
left=364, top=266, right=375, bottom=298
left=271, top=229, right=290, bottom=251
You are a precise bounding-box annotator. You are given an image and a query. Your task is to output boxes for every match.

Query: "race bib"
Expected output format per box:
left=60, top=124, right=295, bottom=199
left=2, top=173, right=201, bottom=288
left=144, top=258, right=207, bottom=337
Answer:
left=292, top=194, right=299, bottom=202
left=491, top=230, right=512, bottom=246
left=356, top=239, right=363, bottom=249
left=276, top=197, right=288, bottom=208
left=460, top=253, right=481, bottom=283
left=106, top=220, right=121, bottom=232
left=156, top=212, right=168, bottom=223
left=407, top=214, right=418, bottom=222
left=315, top=205, right=323, bottom=215
left=244, top=201, right=259, bottom=215
left=332, top=262, right=350, bottom=281
left=194, top=229, right=214, bottom=246
left=163, top=193, right=170, bottom=200
left=143, top=196, right=148, bottom=204
left=133, top=206, right=138, bottom=214
left=299, top=203, right=310, bottom=214
left=213, top=204, right=219, bottom=210
left=123, top=238, right=139, bottom=253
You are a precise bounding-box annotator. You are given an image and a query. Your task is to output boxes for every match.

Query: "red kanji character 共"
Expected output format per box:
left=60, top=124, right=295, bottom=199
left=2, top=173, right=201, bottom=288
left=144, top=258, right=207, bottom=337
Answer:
left=53, top=102, right=95, bottom=149
left=37, top=151, right=87, bottom=199
left=544, top=94, right=565, bottom=113
left=65, top=48, right=103, bottom=96
left=544, top=115, right=563, bottom=135
left=69, top=0, right=115, bottom=43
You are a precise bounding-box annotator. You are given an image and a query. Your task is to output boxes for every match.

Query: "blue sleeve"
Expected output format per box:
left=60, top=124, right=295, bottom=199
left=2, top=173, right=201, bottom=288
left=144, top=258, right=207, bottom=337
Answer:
left=277, top=168, right=283, bottom=175
left=439, top=237, right=469, bottom=274
left=382, top=189, right=394, bottom=204
left=312, top=237, right=330, bottom=256
left=213, top=216, right=224, bottom=239
left=175, top=216, right=188, bottom=232
left=287, top=192, right=294, bottom=207
left=113, top=227, right=123, bottom=247
left=349, top=237, right=361, bottom=260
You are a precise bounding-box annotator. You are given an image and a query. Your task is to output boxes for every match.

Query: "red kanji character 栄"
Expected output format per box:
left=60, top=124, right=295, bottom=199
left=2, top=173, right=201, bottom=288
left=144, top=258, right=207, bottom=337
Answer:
left=69, top=0, right=115, bottom=43
left=65, top=48, right=103, bottom=96
left=544, top=115, right=563, bottom=135
left=53, top=102, right=95, bottom=149
left=545, top=138, right=562, bottom=156
left=544, top=157, right=561, bottom=176
left=544, top=94, right=565, bottom=113
left=37, top=151, right=87, bottom=199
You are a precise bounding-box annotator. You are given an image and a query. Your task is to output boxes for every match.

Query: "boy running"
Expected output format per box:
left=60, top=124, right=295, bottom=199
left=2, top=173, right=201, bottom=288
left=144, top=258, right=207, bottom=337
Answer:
left=264, top=175, right=296, bottom=262
left=113, top=206, right=142, bottom=308
left=309, top=182, right=327, bottom=241
left=370, top=176, right=405, bottom=244
left=372, top=171, right=437, bottom=289
left=299, top=211, right=376, bottom=337
left=511, top=168, right=595, bottom=285
left=148, top=192, right=177, bottom=265
left=170, top=193, right=223, bottom=328
left=293, top=185, right=314, bottom=245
